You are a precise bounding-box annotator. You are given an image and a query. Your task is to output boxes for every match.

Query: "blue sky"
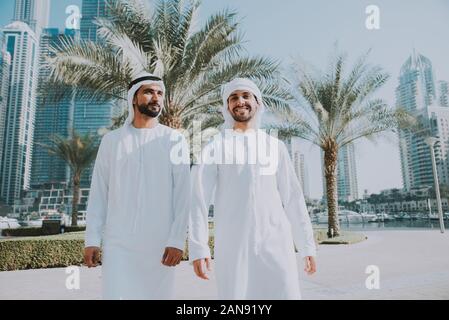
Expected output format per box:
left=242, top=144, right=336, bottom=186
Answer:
left=1, top=0, right=449, bottom=199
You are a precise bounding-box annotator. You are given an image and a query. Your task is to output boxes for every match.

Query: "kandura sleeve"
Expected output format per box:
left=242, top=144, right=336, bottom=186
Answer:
left=85, top=134, right=111, bottom=248
left=167, top=135, right=192, bottom=251
left=188, top=144, right=218, bottom=262
left=276, top=141, right=317, bottom=258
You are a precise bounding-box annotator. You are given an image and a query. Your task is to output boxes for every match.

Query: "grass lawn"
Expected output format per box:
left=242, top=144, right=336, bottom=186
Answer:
left=313, top=228, right=367, bottom=244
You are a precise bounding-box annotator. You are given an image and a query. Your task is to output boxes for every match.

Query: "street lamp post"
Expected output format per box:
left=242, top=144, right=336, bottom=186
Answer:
left=425, top=137, right=445, bottom=233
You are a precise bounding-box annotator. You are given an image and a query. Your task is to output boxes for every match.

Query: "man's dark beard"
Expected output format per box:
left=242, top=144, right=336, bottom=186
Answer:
left=231, top=106, right=253, bottom=123
left=136, top=102, right=161, bottom=118
left=231, top=113, right=253, bottom=122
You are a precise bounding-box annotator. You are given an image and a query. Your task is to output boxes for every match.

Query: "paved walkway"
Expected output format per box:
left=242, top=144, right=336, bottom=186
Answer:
left=1, top=230, right=448, bottom=299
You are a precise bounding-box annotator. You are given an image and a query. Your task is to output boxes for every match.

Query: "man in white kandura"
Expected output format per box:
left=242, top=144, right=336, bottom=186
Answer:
left=189, top=78, right=317, bottom=299
left=84, top=72, right=191, bottom=299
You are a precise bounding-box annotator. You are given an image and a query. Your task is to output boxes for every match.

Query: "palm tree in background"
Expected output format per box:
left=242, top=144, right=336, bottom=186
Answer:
left=270, top=50, right=413, bottom=237
left=39, top=132, right=99, bottom=226
left=44, top=0, right=291, bottom=134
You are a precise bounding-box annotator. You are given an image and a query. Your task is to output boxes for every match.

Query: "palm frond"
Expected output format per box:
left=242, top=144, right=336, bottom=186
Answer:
left=44, top=0, right=287, bottom=130
left=99, top=0, right=153, bottom=51
left=39, top=131, right=99, bottom=173
left=47, top=37, right=131, bottom=102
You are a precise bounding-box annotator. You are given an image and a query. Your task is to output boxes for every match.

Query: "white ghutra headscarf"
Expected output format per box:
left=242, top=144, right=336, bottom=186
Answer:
left=125, top=71, right=166, bottom=126
left=221, top=78, right=265, bottom=129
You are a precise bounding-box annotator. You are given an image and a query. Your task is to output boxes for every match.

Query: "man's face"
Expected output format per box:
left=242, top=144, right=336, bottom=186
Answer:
left=133, top=83, right=164, bottom=118
left=227, top=90, right=259, bottom=123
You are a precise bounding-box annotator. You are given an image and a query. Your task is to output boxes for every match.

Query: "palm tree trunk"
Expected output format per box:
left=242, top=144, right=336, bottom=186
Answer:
left=71, top=173, right=81, bottom=226
left=324, top=143, right=340, bottom=238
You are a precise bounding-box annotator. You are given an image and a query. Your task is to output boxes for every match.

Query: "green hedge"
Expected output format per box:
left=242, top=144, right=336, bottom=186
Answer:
left=1, top=227, right=44, bottom=237
left=63, top=225, right=86, bottom=233
left=0, top=232, right=86, bottom=271
left=1, top=225, right=86, bottom=237
left=0, top=232, right=215, bottom=271
left=0, top=226, right=365, bottom=271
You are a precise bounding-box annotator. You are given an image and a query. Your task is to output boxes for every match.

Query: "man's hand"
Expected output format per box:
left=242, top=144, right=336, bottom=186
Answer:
left=193, top=258, right=211, bottom=280
left=84, top=246, right=101, bottom=268
left=161, top=247, right=183, bottom=267
left=304, top=256, right=317, bottom=275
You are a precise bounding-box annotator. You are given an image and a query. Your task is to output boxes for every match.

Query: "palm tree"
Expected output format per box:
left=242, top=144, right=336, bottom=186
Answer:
left=270, top=50, right=413, bottom=237
left=43, top=0, right=291, bottom=134
left=39, top=132, right=99, bottom=226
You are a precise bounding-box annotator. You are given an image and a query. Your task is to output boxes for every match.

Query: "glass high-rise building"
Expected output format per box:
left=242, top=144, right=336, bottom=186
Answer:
left=426, top=106, right=449, bottom=185
left=438, top=80, right=449, bottom=108
left=31, top=0, right=116, bottom=189
left=31, top=28, right=79, bottom=188
left=76, top=0, right=114, bottom=186
left=397, top=50, right=449, bottom=190
left=0, top=48, right=11, bottom=181
left=13, top=0, right=50, bottom=37
left=0, top=22, right=39, bottom=204
left=321, top=142, right=359, bottom=203
left=290, top=137, right=311, bottom=199
left=80, top=0, right=109, bottom=42
left=396, top=50, right=436, bottom=113
left=336, top=143, right=359, bottom=202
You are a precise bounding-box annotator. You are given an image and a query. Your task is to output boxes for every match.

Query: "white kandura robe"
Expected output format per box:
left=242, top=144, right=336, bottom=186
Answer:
left=85, top=124, right=191, bottom=300
left=189, top=130, right=316, bottom=299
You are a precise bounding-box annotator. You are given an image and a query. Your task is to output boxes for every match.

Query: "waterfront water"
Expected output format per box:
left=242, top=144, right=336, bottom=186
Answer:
left=314, top=219, right=449, bottom=231
left=1, top=218, right=448, bottom=240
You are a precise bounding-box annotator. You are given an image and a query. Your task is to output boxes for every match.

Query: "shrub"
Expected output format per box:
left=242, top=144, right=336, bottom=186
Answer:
left=42, top=220, right=61, bottom=235
left=1, top=227, right=43, bottom=237
left=2, top=225, right=87, bottom=238
left=0, top=232, right=215, bottom=271
left=0, top=232, right=85, bottom=271
left=63, top=225, right=86, bottom=233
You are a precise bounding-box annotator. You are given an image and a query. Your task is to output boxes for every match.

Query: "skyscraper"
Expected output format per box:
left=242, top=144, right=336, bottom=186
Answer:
left=0, top=22, right=39, bottom=204
left=76, top=0, right=114, bottom=186
left=396, top=50, right=448, bottom=190
left=80, top=0, right=109, bottom=42
left=321, top=142, right=359, bottom=203
left=290, top=137, right=310, bottom=199
left=13, top=0, right=50, bottom=37
left=438, top=80, right=448, bottom=108
left=396, top=50, right=436, bottom=113
left=30, top=0, right=115, bottom=190
left=426, top=105, right=449, bottom=185
left=31, top=28, right=78, bottom=187
left=336, top=143, right=359, bottom=202
left=0, top=48, right=11, bottom=179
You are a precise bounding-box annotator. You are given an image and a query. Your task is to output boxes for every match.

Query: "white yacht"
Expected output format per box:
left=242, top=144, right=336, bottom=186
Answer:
left=427, top=213, right=443, bottom=220
left=22, top=209, right=71, bottom=227
left=316, top=210, right=374, bottom=224
left=394, top=212, right=411, bottom=220
left=359, top=212, right=378, bottom=222
left=340, top=210, right=377, bottom=224
left=372, top=212, right=395, bottom=222
left=0, top=217, right=21, bottom=230
left=61, top=211, right=87, bottom=226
